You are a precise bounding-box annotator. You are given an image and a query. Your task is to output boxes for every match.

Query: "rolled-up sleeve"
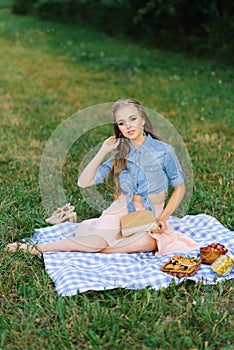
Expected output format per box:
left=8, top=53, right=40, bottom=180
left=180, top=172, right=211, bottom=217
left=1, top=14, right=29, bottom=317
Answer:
left=94, top=157, right=113, bottom=185
left=163, top=144, right=186, bottom=188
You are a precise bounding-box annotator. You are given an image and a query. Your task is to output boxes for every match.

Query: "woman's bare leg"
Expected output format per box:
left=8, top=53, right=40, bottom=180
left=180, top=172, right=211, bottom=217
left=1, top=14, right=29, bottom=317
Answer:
left=39, top=236, right=108, bottom=253
left=102, top=234, right=157, bottom=254
left=5, top=235, right=108, bottom=255
left=5, top=233, right=157, bottom=255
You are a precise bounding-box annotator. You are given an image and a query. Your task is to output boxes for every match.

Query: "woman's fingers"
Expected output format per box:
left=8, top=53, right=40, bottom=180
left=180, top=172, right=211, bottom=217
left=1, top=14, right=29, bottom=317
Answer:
left=150, top=220, right=167, bottom=234
left=102, top=136, right=120, bottom=152
left=156, top=220, right=167, bottom=233
left=106, top=136, right=119, bottom=145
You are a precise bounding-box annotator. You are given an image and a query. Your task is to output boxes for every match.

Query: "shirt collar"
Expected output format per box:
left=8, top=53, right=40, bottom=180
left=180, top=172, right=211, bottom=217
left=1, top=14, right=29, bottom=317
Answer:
left=129, top=134, right=153, bottom=155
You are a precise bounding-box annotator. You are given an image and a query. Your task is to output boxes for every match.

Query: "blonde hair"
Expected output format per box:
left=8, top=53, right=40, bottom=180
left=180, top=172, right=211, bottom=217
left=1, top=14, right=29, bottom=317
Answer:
left=106, top=99, right=162, bottom=199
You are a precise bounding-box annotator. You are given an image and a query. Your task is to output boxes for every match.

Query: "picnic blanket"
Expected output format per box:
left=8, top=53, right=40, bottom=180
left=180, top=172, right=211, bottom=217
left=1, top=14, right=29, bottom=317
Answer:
left=27, top=214, right=234, bottom=296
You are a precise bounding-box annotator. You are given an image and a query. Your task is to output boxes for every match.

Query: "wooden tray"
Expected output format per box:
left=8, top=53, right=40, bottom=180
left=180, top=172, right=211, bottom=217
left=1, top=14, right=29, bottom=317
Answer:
left=161, top=256, right=201, bottom=278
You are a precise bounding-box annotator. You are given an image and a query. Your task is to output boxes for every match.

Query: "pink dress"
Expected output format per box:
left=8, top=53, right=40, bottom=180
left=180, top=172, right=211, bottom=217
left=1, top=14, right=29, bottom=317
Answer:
left=72, top=194, right=199, bottom=256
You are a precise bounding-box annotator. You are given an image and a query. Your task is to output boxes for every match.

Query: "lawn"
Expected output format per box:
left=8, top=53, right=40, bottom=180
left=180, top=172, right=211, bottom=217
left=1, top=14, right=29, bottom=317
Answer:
left=0, top=2, right=233, bottom=349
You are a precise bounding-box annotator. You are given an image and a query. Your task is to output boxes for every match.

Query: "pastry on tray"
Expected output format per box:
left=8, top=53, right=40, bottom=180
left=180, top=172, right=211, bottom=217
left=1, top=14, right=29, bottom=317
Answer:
left=161, top=255, right=201, bottom=278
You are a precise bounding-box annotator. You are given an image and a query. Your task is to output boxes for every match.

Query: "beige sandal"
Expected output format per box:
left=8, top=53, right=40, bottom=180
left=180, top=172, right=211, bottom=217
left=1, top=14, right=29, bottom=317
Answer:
left=45, top=203, right=77, bottom=224
left=4, top=242, right=42, bottom=255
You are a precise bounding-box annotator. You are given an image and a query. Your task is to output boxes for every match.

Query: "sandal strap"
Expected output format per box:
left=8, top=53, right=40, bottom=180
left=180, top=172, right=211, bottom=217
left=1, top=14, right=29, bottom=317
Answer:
left=46, top=203, right=75, bottom=222
left=50, top=203, right=75, bottom=216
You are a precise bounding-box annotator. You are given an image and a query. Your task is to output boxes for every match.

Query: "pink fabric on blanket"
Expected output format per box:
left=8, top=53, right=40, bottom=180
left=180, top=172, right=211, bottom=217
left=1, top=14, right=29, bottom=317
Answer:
left=151, top=223, right=199, bottom=256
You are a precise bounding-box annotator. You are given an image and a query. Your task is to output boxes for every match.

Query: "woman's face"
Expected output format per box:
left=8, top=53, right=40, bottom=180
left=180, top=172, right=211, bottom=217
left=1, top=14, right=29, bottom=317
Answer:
left=115, top=105, right=146, bottom=144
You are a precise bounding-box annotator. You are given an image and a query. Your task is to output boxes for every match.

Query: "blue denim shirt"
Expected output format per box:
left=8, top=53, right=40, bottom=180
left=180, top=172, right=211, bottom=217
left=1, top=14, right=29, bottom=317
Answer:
left=94, top=135, right=186, bottom=216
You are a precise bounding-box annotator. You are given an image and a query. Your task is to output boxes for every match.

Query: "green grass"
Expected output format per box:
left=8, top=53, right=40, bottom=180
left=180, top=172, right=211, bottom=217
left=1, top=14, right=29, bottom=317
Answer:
left=0, top=2, right=233, bottom=349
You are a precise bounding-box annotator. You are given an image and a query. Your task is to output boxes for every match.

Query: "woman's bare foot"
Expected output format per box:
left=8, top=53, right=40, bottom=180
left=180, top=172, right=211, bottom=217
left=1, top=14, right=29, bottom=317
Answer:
left=4, top=242, right=41, bottom=255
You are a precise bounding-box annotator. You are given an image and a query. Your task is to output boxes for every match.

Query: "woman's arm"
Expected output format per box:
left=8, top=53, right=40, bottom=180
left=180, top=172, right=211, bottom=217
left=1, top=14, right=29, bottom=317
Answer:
left=78, top=136, right=119, bottom=188
left=157, top=182, right=185, bottom=231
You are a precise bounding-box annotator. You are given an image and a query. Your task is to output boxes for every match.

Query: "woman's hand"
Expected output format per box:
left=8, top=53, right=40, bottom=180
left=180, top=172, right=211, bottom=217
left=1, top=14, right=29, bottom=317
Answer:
left=78, top=136, right=119, bottom=188
left=100, top=136, right=120, bottom=154
left=156, top=220, right=167, bottom=234
left=151, top=219, right=167, bottom=234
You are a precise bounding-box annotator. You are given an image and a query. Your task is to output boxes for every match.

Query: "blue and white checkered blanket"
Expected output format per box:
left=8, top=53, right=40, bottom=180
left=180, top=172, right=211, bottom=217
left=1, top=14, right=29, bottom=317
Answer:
left=28, top=214, right=233, bottom=296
